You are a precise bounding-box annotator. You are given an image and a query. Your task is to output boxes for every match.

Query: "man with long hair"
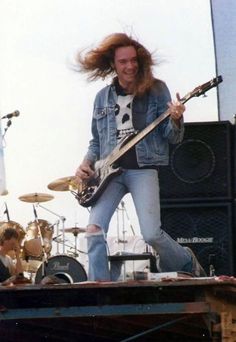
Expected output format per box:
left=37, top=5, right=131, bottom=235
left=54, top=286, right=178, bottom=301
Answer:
left=75, top=33, right=205, bottom=281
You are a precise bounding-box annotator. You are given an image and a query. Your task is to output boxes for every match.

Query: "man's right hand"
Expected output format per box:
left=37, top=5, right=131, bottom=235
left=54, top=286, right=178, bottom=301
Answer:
left=75, top=160, right=95, bottom=183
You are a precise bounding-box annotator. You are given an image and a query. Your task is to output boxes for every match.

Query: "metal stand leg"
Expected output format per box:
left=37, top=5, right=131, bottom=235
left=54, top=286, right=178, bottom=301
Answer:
left=35, top=203, right=66, bottom=254
left=32, top=204, right=48, bottom=277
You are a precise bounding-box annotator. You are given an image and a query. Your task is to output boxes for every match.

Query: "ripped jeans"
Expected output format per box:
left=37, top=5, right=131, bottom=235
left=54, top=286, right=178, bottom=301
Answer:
left=86, top=169, right=192, bottom=281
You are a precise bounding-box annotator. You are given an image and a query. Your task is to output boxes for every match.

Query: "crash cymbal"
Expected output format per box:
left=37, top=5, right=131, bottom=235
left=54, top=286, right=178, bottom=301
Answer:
left=19, top=193, right=54, bottom=203
left=48, top=176, right=78, bottom=191
left=62, top=227, right=86, bottom=234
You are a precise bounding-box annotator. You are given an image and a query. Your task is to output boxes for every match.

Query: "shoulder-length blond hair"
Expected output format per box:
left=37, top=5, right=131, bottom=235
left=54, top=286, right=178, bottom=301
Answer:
left=77, top=33, right=155, bottom=96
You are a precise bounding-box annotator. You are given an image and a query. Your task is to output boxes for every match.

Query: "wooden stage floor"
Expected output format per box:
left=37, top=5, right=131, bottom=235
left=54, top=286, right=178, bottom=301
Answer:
left=1, top=277, right=236, bottom=341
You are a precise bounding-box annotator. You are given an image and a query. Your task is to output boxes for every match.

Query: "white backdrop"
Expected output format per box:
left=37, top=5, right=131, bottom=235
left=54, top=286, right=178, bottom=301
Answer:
left=0, top=1, right=217, bottom=256
left=211, top=0, right=236, bottom=121
left=0, top=121, right=7, bottom=195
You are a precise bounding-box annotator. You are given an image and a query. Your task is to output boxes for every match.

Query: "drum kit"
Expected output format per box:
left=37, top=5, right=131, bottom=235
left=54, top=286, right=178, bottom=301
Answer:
left=0, top=176, right=88, bottom=284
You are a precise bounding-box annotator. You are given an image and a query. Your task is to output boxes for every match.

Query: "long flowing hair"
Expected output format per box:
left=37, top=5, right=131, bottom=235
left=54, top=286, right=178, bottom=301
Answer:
left=77, top=33, right=156, bottom=96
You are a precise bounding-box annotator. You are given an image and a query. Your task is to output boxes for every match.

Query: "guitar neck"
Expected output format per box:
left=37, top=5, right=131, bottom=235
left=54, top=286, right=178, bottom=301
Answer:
left=109, top=95, right=189, bottom=165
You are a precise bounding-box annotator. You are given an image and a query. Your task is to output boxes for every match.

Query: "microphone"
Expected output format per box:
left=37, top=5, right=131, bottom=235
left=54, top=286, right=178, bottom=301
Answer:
left=1, top=110, right=20, bottom=119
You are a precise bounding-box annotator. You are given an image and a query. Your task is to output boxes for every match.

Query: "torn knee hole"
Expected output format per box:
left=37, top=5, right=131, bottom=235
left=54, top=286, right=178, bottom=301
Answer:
left=86, top=225, right=102, bottom=235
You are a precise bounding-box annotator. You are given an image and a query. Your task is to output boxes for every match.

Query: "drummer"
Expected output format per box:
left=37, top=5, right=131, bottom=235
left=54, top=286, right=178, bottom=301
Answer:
left=0, top=227, right=23, bottom=282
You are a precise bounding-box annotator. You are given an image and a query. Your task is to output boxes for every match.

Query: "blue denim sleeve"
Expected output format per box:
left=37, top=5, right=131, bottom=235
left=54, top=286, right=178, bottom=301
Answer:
left=84, top=99, right=100, bottom=164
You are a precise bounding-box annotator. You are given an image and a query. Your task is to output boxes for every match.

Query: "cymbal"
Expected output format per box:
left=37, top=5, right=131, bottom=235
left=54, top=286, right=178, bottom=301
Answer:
left=0, top=190, right=8, bottom=196
left=62, top=227, right=86, bottom=234
left=19, top=193, right=54, bottom=203
left=48, top=176, right=78, bottom=192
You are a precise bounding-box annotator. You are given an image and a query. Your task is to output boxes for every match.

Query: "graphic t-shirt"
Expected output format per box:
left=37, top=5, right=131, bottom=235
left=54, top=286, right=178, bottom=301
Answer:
left=114, top=79, right=157, bottom=170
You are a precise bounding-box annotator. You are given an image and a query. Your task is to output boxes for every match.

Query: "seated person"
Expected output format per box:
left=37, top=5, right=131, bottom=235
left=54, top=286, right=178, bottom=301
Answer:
left=0, top=227, right=23, bottom=282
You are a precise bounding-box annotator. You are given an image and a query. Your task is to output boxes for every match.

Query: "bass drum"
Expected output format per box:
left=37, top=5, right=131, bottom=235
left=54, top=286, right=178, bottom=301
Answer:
left=34, top=255, right=87, bottom=284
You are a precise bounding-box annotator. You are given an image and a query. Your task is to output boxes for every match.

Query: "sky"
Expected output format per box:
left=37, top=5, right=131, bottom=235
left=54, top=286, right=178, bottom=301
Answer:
left=0, top=0, right=217, bottom=257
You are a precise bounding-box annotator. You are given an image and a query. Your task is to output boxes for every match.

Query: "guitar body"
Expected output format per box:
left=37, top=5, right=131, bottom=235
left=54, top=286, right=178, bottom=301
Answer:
left=77, top=163, right=122, bottom=207
left=76, top=76, right=222, bottom=207
left=77, top=133, right=139, bottom=207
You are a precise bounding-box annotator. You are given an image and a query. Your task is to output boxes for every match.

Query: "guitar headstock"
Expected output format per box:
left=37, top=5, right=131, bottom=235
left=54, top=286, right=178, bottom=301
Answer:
left=182, top=75, right=223, bottom=104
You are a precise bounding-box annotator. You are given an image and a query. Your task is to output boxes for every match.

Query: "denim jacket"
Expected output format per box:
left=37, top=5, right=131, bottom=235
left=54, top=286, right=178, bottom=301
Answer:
left=85, top=79, right=184, bottom=167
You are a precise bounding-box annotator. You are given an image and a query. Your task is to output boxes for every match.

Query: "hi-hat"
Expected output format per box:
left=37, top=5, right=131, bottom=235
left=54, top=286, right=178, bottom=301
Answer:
left=19, top=193, right=54, bottom=203
left=48, top=176, right=78, bottom=192
left=62, top=227, right=86, bottom=234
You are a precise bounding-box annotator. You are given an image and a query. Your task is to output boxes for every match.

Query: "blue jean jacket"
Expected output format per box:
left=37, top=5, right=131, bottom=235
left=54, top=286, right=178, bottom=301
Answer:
left=85, top=79, right=184, bottom=167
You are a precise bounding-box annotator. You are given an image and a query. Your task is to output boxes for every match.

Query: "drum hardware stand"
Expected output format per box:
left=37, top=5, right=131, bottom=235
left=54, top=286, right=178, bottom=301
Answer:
left=53, top=238, right=75, bottom=252
left=121, top=201, right=150, bottom=255
left=116, top=201, right=135, bottom=248
left=69, top=231, right=79, bottom=257
left=70, top=229, right=83, bottom=258
left=120, top=201, right=127, bottom=280
left=68, top=245, right=87, bottom=256
left=35, top=203, right=66, bottom=254
left=119, top=201, right=127, bottom=254
left=70, top=190, right=91, bottom=214
left=114, top=200, right=136, bottom=280
left=121, top=200, right=135, bottom=236
left=51, top=220, right=60, bottom=254
left=33, top=204, right=48, bottom=278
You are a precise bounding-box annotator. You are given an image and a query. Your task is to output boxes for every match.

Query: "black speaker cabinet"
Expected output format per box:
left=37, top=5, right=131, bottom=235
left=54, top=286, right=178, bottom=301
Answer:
left=159, top=121, right=233, bottom=202
left=160, top=201, right=234, bottom=276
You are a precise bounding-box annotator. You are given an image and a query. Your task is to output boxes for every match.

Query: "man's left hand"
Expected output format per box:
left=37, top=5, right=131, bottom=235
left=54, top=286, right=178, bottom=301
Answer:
left=168, top=92, right=185, bottom=124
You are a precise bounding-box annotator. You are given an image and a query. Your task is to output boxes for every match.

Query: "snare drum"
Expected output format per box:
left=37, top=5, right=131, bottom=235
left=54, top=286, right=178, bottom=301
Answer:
left=34, top=255, right=87, bottom=284
left=24, top=219, right=54, bottom=258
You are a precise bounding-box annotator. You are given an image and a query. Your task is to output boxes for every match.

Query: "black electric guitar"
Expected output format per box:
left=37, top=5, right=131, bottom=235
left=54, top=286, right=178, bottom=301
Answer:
left=76, top=76, right=223, bottom=207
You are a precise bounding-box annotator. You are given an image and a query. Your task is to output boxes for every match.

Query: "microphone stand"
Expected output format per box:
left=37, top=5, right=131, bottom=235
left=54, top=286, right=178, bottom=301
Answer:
left=33, top=204, right=47, bottom=278
left=35, top=203, right=66, bottom=254
left=2, top=120, right=12, bottom=139
left=4, top=202, right=10, bottom=221
left=1, top=110, right=20, bottom=140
